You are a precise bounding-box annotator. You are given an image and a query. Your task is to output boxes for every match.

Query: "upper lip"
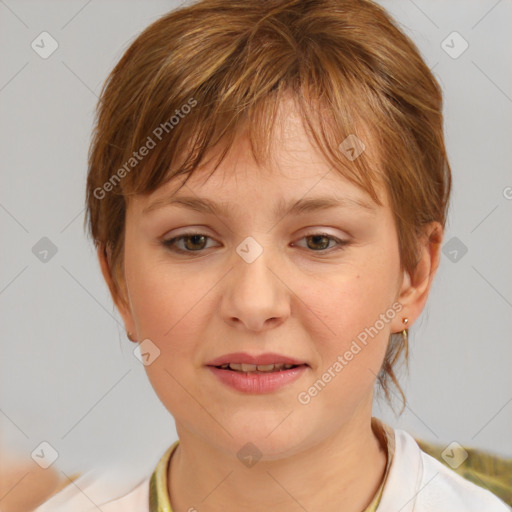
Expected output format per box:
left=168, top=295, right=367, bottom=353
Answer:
left=205, top=352, right=308, bottom=367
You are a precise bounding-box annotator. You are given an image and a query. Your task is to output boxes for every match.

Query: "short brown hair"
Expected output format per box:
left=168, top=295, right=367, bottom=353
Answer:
left=85, top=0, right=451, bottom=413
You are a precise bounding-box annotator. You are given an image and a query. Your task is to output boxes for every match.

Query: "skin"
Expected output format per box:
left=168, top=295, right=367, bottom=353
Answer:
left=98, top=96, right=442, bottom=512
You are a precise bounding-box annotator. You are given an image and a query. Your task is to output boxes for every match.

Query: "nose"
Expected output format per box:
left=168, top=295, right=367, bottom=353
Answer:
left=220, top=242, right=290, bottom=332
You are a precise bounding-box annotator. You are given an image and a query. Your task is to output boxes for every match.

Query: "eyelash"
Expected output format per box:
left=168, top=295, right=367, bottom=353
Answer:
left=161, top=231, right=350, bottom=255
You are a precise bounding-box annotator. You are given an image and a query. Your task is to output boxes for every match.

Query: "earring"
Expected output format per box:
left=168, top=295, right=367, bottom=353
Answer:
left=127, top=331, right=136, bottom=342
left=401, top=317, right=409, bottom=342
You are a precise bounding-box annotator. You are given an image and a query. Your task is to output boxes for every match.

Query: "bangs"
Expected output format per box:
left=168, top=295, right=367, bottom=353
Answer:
left=101, top=18, right=388, bottom=207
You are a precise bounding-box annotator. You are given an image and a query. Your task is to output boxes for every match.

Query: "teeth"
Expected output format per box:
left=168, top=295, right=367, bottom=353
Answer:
left=254, top=364, right=277, bottom=371
left=220, top=363, right=296, bottom=372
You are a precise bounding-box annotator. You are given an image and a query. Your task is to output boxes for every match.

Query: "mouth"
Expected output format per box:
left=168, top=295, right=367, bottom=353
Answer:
left=205, top=352, right=309, bottom=370
left=211, top=363, right=307, bottom=374
left=206, top=362, right=309, bottom=393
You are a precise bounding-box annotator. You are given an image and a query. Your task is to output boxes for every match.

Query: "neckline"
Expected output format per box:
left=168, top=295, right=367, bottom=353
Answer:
left=149, top=417, right=396, bottom=512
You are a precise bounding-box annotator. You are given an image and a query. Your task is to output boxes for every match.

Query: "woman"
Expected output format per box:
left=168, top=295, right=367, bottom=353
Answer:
left=35, top=0, right=511, bottom=510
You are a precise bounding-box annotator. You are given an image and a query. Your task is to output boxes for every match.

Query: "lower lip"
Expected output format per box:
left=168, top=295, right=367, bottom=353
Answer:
left=206, top=365, right=308, bottom=393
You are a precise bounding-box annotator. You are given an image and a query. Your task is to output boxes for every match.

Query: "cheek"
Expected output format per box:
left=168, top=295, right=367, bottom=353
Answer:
left=124, top=244, right=196, bottom=343
left=124, top=255, right=205, bottom=405
left=301, top=250, right=399, bottom=371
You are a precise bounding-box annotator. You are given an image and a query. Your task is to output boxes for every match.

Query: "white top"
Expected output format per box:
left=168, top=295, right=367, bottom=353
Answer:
left=378, top=429, right=510, bottom=511
left=33, top=428, right=511, bottom=512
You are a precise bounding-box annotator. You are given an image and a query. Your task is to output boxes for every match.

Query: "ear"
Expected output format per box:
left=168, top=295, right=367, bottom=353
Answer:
left=97, top=244, right=137, bottom=343
left=392, top=221, right=444, bottom=333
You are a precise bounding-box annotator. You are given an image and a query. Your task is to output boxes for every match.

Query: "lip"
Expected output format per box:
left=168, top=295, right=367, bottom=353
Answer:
left=205, top=352, right=308, bottom=366
left=207, top=365, right=308, bottom=393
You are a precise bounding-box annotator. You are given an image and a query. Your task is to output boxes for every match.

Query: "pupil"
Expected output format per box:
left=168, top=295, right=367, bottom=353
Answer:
left=185, top=235, right=206, bottom=250
left=308, top=235, right=329, bottom=250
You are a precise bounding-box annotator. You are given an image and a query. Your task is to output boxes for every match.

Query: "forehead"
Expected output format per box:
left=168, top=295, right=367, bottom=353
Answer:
left=133, top=94, right=388, bottom=215
left=139, top=159, right=387, bottom=228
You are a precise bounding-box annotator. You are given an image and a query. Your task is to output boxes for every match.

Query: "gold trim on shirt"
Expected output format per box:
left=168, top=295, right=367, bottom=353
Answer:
left=149, top=440, right=179, bottom=512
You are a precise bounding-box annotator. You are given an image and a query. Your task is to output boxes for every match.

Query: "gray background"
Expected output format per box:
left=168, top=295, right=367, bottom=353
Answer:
left=1, top=0, right=511, bottom=502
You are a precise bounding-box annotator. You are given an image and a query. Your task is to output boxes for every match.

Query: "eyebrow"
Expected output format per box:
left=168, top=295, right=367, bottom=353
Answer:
left=143, top=194, right=377, bottom=218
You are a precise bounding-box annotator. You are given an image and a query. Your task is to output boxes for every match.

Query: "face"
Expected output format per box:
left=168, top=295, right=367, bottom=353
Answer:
left=109, top=100, right=414, bottom=459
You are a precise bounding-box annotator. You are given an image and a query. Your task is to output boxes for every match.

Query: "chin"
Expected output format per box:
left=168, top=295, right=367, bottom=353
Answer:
left=220, top=420, right=309, bottom=459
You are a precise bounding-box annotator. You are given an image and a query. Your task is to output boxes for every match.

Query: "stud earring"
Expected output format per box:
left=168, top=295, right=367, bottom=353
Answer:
left=127, top=331, right=136, bottom=342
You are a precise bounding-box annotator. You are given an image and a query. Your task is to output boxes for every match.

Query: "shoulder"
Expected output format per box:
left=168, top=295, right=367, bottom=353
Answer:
left=32, top=475, right=151, bottom=512
left=31, top=441, right=178, bottom=512
left=378, top=427, right=511, bottom=512
left=417, top=442, right=510, bottom=511
left=96, top=478, right=150, bottom=512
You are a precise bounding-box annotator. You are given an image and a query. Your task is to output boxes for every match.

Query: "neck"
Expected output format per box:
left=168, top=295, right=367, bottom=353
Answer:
left=167, top=402, right=388, bottom=512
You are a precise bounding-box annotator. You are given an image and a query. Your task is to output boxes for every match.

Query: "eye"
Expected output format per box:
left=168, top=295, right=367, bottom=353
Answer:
left=162, top=233, right=218, bottom=253
left=293, top=232, right=349, bottom=253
